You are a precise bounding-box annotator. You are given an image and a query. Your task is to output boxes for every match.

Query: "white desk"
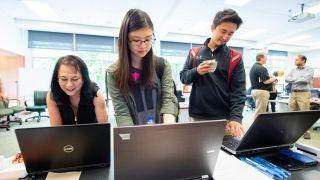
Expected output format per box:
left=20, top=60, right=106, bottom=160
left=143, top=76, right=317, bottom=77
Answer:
left=3, top=149, right=320, bottom=179
left=213, top=151, right=270, bottom=180
left=268, top=99, right=289, bottom=112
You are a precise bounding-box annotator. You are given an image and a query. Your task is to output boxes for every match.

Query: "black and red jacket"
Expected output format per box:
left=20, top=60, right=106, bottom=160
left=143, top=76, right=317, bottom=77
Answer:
left=180, top=38, right=246, bottom=123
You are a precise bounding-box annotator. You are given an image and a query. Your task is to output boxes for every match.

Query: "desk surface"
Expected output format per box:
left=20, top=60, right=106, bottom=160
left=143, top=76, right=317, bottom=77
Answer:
left=20, top=149, right=320, bottom=180
left=268, top=99, right=289, bottom=104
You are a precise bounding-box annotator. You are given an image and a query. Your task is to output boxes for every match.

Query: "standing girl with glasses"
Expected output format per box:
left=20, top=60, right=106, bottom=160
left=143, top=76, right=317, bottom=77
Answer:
left=47, top=55, right=108, bottom=125
left=107, top=9, right=178, bottom=126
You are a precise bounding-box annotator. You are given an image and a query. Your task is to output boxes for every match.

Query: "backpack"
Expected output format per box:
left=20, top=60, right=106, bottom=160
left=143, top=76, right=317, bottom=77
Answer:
left=190, top=45, right=242, bottom=82
left=155, top=57, right=180, bottom=122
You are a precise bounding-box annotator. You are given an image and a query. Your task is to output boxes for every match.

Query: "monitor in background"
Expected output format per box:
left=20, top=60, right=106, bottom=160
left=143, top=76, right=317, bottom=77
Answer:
left=311, top=89, right=319, bottom=99
left=275, top=84, right=284, bottom=93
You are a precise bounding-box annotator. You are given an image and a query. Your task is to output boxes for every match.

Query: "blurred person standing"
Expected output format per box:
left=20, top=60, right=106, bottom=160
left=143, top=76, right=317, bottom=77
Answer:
left=285, top=55, right=314, bottom=139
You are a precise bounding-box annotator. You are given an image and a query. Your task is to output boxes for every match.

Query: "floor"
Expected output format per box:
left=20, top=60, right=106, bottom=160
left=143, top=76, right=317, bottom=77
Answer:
left=0, top=107, right=319, bottom=158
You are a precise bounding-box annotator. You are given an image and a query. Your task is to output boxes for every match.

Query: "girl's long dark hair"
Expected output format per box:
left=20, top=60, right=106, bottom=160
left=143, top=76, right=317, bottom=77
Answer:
left=50, top=55, right=94, bottom=104
left=116, top=9, right=156, bottom=98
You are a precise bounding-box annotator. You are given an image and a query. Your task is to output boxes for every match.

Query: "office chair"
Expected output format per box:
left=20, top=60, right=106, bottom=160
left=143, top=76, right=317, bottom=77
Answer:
left=25, top=91, right=49, bottom=122
left=0, top=99, right=14, bottom=131
left=7, top=98, right=25, bottom=125
left=245, top=88, right=255, bottom=111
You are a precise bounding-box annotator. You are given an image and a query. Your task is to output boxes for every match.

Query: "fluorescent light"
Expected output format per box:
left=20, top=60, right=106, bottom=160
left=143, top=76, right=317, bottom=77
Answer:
left=22, top=0, right=58, bottom=21
left=305, top=4, right=320, bottom=14
left=225, top=0, right=251, bottom=6
left=237, top=28, right=268, bottom=39
left=282, top=35, right=312, bottom=43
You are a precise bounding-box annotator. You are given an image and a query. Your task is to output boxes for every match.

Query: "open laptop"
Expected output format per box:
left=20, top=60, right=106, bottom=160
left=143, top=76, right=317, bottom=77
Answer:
left=222, top=111, right=320, bottom=155
left=15, top=123, right=110, bottom=175
left=114, top=120, right=227, bottom=180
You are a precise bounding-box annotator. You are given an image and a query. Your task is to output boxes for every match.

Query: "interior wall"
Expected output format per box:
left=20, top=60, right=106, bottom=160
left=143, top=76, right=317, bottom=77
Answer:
left=0, top=11, right=26, bottom=55
left=286, top=52, right=299, bottom=74
left=0, top=54, right=25, bottom=99
left=303, top=49, right=320, bottom=74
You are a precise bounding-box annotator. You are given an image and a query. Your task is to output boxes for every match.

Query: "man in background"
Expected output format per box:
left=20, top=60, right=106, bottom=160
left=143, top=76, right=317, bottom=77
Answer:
left=250, top=53, right=277, bottom=119
left=286, top=55, right=314, bottom=139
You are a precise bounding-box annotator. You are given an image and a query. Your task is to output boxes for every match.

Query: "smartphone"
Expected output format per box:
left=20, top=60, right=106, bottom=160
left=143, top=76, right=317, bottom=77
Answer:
left=204, top=59, right=217, bottom=72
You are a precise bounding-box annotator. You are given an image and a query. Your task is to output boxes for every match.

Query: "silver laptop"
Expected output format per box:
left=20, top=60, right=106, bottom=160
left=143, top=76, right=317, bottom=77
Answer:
left=222, top=111, right=320, bottom=155
left=15, top=123, right=110, bottom=175
left=114, top=120, right=227, bottom=180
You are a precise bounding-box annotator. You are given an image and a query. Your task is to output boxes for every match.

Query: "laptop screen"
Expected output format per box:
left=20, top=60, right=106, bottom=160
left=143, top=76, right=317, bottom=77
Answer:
left=114, top=120, right=227, bottom=180
left=237, top=111, right=320, bottom=153
left=15, top=123, right=110, bottom=175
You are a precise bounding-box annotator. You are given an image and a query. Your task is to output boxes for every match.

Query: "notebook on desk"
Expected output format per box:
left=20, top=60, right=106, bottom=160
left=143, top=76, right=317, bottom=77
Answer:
left=15, top=123, right=110, bottom=175
left=222, top=111, right=320, bottom=156
left=114, top=120, right=227, bottom=180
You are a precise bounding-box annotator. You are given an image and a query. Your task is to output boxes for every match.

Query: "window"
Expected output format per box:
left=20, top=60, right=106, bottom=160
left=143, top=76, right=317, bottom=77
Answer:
left=28, top=31, right=117, bottom=95
left=160, top=41, right=190, bottom=57
left=28, top=31, right=73, bottom=50
left=75, top=34, right=115, bottom=52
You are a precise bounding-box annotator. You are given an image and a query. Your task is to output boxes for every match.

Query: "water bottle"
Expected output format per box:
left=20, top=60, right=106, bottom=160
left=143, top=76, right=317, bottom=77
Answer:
left=146, top=115, right=155, bottom=125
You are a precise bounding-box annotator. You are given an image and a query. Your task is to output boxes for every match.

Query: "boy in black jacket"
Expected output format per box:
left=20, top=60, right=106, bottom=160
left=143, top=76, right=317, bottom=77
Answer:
left=180, top=9, right=245, bottom=137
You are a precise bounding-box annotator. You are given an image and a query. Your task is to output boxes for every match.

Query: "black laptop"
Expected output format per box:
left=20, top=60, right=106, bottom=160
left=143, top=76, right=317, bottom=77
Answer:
left=114, top=120, right=227, bottom=180
left=222, top=111, right=320, bottom=155
left=15, top=123, right=110, bottom=175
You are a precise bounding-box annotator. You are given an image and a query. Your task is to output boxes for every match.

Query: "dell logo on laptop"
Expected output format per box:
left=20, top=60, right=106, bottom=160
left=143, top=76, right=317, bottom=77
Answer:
left=63, top=145, right=74, bottom=153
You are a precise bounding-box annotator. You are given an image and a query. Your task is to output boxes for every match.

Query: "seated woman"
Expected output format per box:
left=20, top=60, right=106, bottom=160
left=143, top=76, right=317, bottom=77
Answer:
left=47, top=55, right=108, bottom=125
left=107, top=9, right=178, bottom=127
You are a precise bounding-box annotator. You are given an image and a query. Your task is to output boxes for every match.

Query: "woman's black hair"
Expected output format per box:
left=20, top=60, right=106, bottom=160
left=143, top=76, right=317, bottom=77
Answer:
left=50, top=55, right=94, bottom=104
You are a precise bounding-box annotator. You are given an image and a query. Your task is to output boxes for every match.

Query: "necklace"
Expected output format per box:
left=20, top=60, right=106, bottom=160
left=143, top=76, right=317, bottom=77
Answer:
left=71, top=105, right=78, bottom=124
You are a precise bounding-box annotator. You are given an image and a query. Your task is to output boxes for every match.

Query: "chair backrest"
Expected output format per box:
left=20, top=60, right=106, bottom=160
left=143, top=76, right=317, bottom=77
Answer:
left=34, top=91, right=48, bottom=106
left=0, top=100, right=6, bottom=109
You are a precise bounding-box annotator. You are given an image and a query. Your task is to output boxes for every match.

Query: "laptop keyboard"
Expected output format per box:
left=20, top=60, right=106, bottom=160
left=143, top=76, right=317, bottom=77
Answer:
left=222, top=136, right=240, bottom=150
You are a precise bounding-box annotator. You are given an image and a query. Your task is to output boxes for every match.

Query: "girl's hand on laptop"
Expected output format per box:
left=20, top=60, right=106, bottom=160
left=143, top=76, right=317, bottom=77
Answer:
left=226, top=121, right=244, bottom=138
left=163, top=114, right=176, bottom=124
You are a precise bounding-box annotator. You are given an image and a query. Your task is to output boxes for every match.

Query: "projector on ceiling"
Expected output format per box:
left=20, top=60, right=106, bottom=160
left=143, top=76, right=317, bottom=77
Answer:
left=288, top=12, right=316, bottom=23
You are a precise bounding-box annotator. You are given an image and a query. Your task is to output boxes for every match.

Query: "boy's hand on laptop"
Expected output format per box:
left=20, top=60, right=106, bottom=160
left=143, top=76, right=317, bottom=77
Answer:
left=226, top=121, right=244, bottom=138
left=163, top=114, right=176, bottom=124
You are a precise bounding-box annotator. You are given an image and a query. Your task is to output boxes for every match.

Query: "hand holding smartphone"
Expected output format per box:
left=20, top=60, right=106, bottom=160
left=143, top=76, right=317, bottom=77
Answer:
left=204, top=59, right=217, bottom=73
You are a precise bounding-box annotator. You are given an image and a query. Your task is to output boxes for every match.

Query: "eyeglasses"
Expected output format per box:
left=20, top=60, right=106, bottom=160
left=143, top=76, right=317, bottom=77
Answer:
left=58, top=78, right=82, bottom=85
left=128, top=37, right=156, bottom=47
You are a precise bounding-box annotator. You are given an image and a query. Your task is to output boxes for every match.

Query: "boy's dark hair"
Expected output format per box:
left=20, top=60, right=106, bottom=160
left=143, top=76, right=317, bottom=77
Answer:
left=213, top=9, right=243, bottom=29
left=298, top=55, right=307, bottom=63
